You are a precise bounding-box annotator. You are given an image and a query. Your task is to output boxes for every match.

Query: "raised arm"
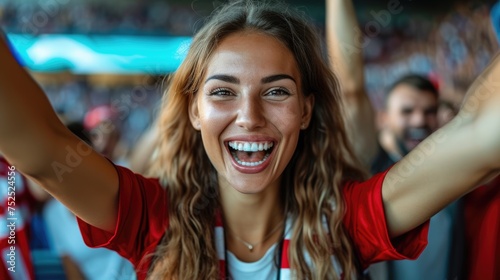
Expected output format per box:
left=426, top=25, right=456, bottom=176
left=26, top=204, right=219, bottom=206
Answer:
left=383, top=53, right=500, bottom=237
left=326, top=0, right=378, bottom=167
left=0, top=33, right=118, bottom=232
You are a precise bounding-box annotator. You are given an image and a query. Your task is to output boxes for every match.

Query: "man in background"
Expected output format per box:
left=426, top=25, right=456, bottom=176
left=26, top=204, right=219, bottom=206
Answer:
left=326, top=1, right=463, bottom=279
left=371, top=75, right=439, bottom=174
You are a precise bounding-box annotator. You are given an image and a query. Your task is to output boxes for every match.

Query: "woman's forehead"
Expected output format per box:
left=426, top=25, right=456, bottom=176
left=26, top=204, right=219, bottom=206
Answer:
left=203, top=32, right=301, bottom=83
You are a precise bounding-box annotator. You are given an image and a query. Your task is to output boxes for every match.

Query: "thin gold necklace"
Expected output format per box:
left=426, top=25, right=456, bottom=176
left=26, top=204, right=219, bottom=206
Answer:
left=227, top=220, right=284, bottom=252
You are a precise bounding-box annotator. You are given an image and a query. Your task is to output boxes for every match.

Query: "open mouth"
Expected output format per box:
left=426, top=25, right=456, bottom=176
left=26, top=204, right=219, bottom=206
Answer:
left=227, top=141, right=274, bottom=167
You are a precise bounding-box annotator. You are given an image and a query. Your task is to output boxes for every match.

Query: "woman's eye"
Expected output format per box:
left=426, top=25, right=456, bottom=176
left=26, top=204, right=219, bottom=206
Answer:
left=265, top=88, right=291, bottom=99
left=209, top=88, right=233, bottom=97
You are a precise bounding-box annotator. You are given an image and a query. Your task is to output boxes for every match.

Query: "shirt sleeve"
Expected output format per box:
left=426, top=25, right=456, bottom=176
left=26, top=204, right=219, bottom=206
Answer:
left=76, top=164, right=168, bottom=276
left=342, top=168, right=430, bottom=269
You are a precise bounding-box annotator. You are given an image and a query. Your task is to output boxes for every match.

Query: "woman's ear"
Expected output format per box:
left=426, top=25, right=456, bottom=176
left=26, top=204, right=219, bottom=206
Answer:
left=301, top=94, right=314, bottom=129
left=189, top=96, right=201, bottom=130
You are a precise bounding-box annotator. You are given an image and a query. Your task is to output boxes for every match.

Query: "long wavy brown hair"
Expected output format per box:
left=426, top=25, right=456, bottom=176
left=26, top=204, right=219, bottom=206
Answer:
left=148, top=0, right=366, bottom=279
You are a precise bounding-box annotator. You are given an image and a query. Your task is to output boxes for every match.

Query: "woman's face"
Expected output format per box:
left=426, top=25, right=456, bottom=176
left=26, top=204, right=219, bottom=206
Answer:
left=190, top=31, right=313, bottom=194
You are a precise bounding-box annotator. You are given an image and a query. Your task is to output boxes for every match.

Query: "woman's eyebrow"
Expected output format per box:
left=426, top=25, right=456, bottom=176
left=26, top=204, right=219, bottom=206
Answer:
left=261, top=74, right=296, bottom=84
left=205, top=74, right=239, bottom=84
left=205, top=73, right=296, bottom=84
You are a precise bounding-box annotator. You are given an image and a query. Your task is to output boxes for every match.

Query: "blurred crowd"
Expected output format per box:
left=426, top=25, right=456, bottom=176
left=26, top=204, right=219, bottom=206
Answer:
left=0, top=0, right=204, bottom=36
left=42, top=78, right=163, bottom=156
left=361, top=2, right=499, bottom=109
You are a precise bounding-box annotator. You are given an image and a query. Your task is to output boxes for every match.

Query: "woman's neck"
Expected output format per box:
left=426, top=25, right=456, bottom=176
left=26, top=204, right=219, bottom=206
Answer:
left=219, top=179, right=285, bottom=262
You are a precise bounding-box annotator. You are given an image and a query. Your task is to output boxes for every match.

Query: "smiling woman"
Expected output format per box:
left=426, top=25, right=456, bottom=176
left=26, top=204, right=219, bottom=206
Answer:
left=147, top=4, right=368, bottom=277
left=191, top=32, right=312, bottom=195
left=0, top=1, right=500, bottom=280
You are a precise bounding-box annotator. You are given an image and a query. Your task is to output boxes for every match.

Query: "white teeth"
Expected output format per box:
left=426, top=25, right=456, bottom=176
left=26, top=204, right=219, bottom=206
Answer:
left=236, top=154, right=271, bottom=166
left=251, top=143, right=258, bottom=152
left=228, top=141, right=274, bottom=152
left=228, top=141, right=274, bottom=167
left=243, top=142, right=251, bottom=151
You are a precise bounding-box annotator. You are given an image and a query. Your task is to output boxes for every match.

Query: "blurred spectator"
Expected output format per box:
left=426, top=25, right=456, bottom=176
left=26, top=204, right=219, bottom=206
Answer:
left=370, top=75, right=464, bottom=280
left=374, top=75, right=439, bottom=167
left=84, top=105, right=124, bottom=161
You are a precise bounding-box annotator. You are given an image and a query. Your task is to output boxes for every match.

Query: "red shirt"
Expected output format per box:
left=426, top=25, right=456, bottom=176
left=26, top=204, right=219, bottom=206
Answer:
left=464, top=176, right=500, bottom=280
left=78, top=165, right=429, bottom=280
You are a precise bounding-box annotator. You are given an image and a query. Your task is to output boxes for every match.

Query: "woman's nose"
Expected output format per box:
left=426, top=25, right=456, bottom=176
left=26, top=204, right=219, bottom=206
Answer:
left=235, top=95, right=266, bottom=130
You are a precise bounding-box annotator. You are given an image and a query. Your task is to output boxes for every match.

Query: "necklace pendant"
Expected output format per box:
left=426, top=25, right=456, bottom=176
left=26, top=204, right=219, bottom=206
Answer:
left=248, top=244, right=254, bottom=252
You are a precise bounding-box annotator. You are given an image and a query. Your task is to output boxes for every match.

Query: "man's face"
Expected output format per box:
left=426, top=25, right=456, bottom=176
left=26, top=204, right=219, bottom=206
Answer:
left=384, top=83, right=439, bottom=153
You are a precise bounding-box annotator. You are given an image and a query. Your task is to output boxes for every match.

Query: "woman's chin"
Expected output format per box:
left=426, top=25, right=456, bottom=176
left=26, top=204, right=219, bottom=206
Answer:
left=221, top=176, right=279, bottom=196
